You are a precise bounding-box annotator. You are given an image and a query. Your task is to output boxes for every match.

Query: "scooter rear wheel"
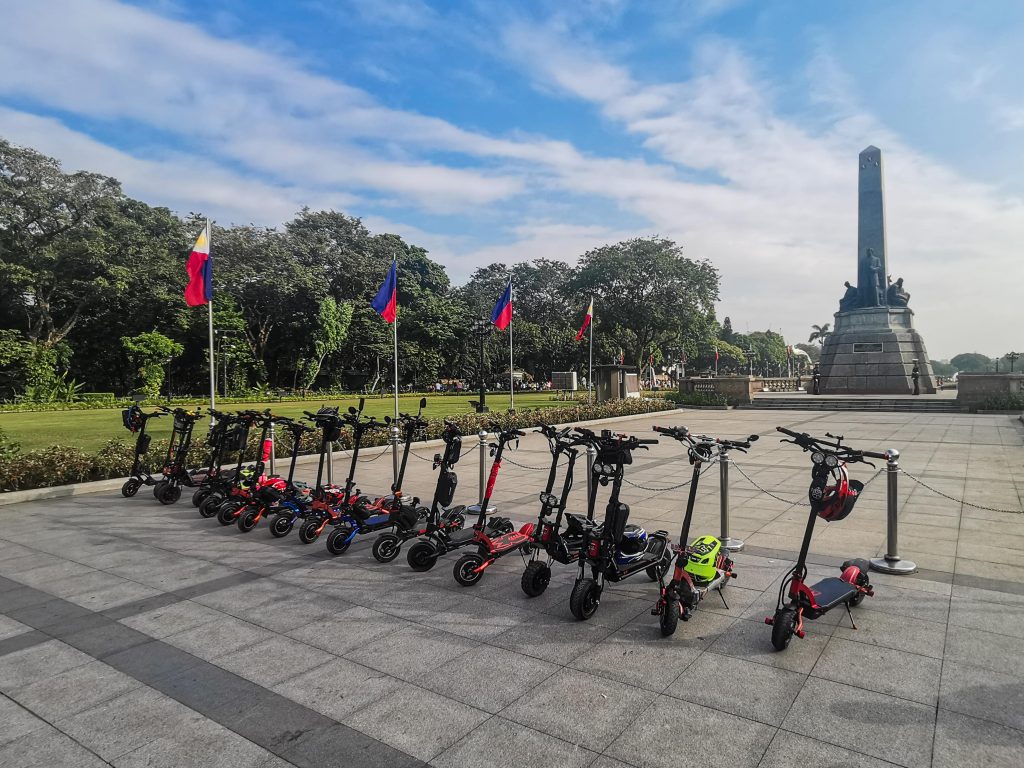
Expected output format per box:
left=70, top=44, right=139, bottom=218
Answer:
left=152, top=480, right=167, bottom=500
left=372, top=534, right=401, bottom=563
left=192, top=488, right=210, bottom=507
left=217, top=501, right=242, bottom=526
left=157, top=483, right=181, bottom=506
left=569, top=578, right=601, bottom=621
left=453, top=553, right=485, bottom=586
left=646, top=558, right=670, bottom=582
left=269, top=514, right=293, bottom=538
left=121, top=479, right=141, bottom=498
left=771, top=607, right=797, bottom=651
left=407, top=541, right=438, bottom=571
left=237, top=508, right=259, bottom=533
left=521, top=561, right=551, bottom=597
left=660, top=603, right=679, bottom=637
left=199, top=494, right=223, bottom=518
left=326, top=526, right=353, bottom=555
left=298, top=519, right=322, bottom=544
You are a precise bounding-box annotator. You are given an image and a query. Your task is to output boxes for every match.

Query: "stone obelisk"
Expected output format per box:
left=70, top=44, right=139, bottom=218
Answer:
left=818, top=147, right=935, bottom=395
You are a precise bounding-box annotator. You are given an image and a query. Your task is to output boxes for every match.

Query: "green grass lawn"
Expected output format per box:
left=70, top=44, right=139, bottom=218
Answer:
left=0, top=393, right=567, bottom=452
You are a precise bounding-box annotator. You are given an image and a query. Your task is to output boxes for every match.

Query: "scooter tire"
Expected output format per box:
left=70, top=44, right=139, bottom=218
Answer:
left=298, top=519, right=322, bottom=544
left=199, top=495, right=222, bottom=519
left=453, top=553, right=485, bottom=586
left=569, top=578, right=601, bottom=621
left=849, top=591, right=866, bottom=608
left=521, top=561, right=551, bottom=597
left=217, top=501, right=242, bottom=526
left=121, top=479, right=141, bottom=498
left=325, top=526, right=353, bottom=555
left=269, top=514, right=293, bottom=538
left=771, top=607, right=797, bottom=651
left=660, top=604, right=679, bottom=637
left=407, top=541, right=438, bottom=572
left=372, top=534, right=401, bottom=563
left=646, top=559, right=670, bottom=582
left=237, top=508, right=259, bottom=533
left=152, top=480, right=168, bottom=499
left=192, top=488, right=210, bottom=507
left=157, top=483, right=181, bottom=506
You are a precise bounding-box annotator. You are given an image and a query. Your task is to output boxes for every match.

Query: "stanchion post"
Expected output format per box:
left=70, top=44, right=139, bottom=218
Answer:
left=586, top=441, right=596, bottom=510
left=870, top=448, right=917, bottom=574
left=269, top=420, right=276, bottom=476
left=719, top=449, right=744, bottom=552
left=390, top=424, right=400, bottom=489
left=468, top=428, right=494, bottom=515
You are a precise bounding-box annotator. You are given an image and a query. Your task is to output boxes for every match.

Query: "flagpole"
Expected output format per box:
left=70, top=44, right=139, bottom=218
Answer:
left=508, top=276, right=514, bottom=411
left=205, top=219, right=216, bottom=420
left=392, top=259, right=399, bottom=421
left=588, top=296, right=594, bottom=405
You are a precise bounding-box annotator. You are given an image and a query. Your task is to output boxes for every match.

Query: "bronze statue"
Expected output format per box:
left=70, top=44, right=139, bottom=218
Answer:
left=866, top=248, right=885, bottom=306
left=839, top=281, right=860, bottom=311
left=886, top=277, right=910, bottom=307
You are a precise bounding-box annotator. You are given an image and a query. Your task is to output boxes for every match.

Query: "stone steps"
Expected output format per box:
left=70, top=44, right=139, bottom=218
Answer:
left=740, top=397, right=963, bottom=413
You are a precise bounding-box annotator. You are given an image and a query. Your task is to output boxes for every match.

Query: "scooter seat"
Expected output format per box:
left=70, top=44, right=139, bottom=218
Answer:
left=449, top=528, right=476, bottom=545
left=810, top=577, right=858, bottom=610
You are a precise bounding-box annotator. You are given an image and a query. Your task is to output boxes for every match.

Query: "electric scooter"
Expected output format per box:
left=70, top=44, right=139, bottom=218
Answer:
left=191, top=409, right=239, bottom=508
left=404, top=423, right=515, bottom=572
left=568, top=428, right=672, bottom=621
left=120, top=405, right=167, bottom=497
left=215, top=411, right=278, bottom=525
left=764, top=426, right=879, bottom=650
left=650, top=426, right=757, bottom=637
left=236, top=417, right=316, bottom=533
left=152, top=407, right=204, bottom=505
left=197, top=410, right=260, bottom=518
left=519, top=424, right=597, bottom=597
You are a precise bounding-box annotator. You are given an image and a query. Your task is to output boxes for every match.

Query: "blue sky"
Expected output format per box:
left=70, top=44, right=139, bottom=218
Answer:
left=1, top=0, right=1022, bottom=358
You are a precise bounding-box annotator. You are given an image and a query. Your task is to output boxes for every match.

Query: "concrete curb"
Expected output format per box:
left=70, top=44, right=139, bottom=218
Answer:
left=0, top=409, right=674, bottom=507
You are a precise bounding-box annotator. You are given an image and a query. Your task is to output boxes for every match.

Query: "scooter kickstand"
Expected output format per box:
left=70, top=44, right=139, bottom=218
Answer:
left=845, top=602, right=857, bottom=630
left=717, top=587, right=729, bottom=610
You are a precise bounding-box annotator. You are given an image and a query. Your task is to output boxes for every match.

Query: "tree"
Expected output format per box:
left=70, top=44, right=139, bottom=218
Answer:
left=720, top=317, right=735, bottom=344
left=568, top=238, right=720, bottom=370
left=950, top=353, right=994, bottom=373
left=794, top=342, right=821, bottom=364
left=303, top=297, right=353, bottom=389
left=931, top=359, right=955, bottom=377
left=121, top=331, right=184, bottom=398
left=808, top=323, right=832, bottom=346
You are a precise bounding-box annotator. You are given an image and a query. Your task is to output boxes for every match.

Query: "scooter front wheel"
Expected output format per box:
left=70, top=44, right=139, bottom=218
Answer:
left=660, top=603, right=679, bottom=637
left=298, top=519, right=322, bottom=544
left=372, top=533, right=401, bottom=563
left=121, top=479, right=141, bottom=498
left=199, top=494, right=223, bottom=518
left=269, top=514, right=293, bottom=538
left=771, top=607, right=797, bottom=651
left=152, top=480, right=168, bottom=500
left=453, top=553, right=485, bottom=586
left=521, top=561, right=551, bottom=597
left=326, top=526, right=353, bottom=555
left=217, top=501, right=243, bottom=526
left=570, top=578, right=601, bottom=621
left=237, top=508, right=260, bottom=533
left=157, top=483, right=181, bottom=505
left=407, top=541, right=438, bottom=571
left=191, top=488, right=210, bottom=507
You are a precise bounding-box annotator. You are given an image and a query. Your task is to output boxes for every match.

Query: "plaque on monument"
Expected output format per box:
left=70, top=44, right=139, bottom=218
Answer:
left=817, top=147, right=935, bottom=395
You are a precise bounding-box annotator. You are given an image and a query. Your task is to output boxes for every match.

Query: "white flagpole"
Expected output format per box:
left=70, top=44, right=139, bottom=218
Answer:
left=588, top=296, right=594, bottom=405
left=392, top=259, right=399, bottom=421
left=508, top=276, right=514, bottom=411
left=205, top=220, right=216, bottom=420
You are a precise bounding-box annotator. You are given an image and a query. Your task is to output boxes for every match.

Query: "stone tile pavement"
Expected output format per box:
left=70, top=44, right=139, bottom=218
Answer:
left=1, top=409, right=1023, bottom=766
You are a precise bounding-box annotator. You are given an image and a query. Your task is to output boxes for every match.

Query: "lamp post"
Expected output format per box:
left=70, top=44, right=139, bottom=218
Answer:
left=471, top=319, right=491, bottom=413
left=744, top=349, right=755, bottom=376
left=1005, top=352, right=1020, bottom=373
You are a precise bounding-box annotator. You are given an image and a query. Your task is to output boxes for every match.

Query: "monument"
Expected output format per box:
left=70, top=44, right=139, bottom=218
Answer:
left=818, top=147, right=935, bottom=394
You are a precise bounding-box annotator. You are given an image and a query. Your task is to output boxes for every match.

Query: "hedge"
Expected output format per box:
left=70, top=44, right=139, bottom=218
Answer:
left=663, top=390, right=729, bottom=407
left=0, top=397, right=676, bottom=492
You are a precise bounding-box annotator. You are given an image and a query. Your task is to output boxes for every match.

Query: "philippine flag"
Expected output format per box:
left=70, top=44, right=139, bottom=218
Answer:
left=184, top=223, right=213, bottom=307
left=371, top=259, right=398, bottom=324
left=490, top=279, right=512, bottom=330
left=575, top=297, right=593, bottom=341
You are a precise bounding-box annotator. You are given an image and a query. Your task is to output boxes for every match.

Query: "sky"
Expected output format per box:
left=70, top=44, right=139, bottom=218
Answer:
left=1, top=0, right=1022, bottom=360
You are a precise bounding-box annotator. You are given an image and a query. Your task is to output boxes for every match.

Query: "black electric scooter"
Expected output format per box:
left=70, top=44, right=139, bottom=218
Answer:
left=152, top=407, right=204, bottom=505
left=404, top=422, right=515, bottom=572
left=519, top=425, right=595, bottom=597
left=568, top=428, right=672, bottom=621
left=765, top=426, right=879, bottom=650
left=191, top=409, right=239, bottom=508
left=236, top=417, right=317, bottom=533
left=120, top=405, right=168, bottom=497
left=197, top=410, right=260, bottom=518
left=650, top=426, right=757, bottom=637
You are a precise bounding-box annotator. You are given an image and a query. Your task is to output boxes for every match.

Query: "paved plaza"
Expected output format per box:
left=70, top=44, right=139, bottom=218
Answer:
left=1, top=409, right=1023, bottom=767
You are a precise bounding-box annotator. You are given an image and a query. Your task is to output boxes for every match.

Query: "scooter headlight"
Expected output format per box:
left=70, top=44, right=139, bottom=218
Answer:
left=539, top=492, right=558, bottom=507
left=825, top=454, right=839, bottom=468
left=811, top=451, right=825, bottom=465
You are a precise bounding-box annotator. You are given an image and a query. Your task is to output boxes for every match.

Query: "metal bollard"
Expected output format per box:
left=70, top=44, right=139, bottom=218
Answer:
left=268, top=421, right=276, bottom=476
left=326, top=441, right=333, bottom=486
left=390, top=424, right=401, bottom=488
left=719, top=450, right=744, bottom=552
left=870, top=449, right=917, bottom=574
left=468, top=428, right=494, bottom=515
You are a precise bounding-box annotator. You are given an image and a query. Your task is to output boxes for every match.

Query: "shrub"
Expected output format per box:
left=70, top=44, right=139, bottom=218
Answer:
left=977, top=394, right=1024, bottom=411
left=664, top=390, right=729, bottom=407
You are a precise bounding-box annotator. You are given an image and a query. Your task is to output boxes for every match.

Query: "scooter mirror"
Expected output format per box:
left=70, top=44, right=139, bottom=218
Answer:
left=749, top=435, right=759, bottom=442
left=358, top=397, right=366, bottom=411
left=348, top=406, right=357, bottom=415
left=419, top=397, right=427, bottom=409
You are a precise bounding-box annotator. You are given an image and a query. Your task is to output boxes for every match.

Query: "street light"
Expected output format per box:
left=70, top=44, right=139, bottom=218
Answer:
left=1006, top=351, right=1020, bottom=373
left=744, top=349, right=755, bottom=376
left=470, top=319, right=491, bottom=413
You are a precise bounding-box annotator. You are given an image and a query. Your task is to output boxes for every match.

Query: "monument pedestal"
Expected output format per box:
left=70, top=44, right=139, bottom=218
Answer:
left=819, top=307, right=935, bottom=395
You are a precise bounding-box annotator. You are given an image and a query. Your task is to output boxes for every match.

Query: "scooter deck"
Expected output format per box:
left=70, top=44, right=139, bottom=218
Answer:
left=808, top=577, right=858, bottom=611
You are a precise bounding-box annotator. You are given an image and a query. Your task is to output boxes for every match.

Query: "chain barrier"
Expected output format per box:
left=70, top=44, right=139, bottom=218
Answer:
left=503, top=455, right=555, bottom=471
left=899, top=469, right=1023, bottom=514
left=623, top=459, right=718, bottom=492
left=728, top=460, right=884, bottom=507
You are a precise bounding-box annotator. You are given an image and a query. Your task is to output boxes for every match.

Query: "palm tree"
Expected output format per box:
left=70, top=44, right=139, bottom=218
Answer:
left=808, top=323, right=832, bottom=346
